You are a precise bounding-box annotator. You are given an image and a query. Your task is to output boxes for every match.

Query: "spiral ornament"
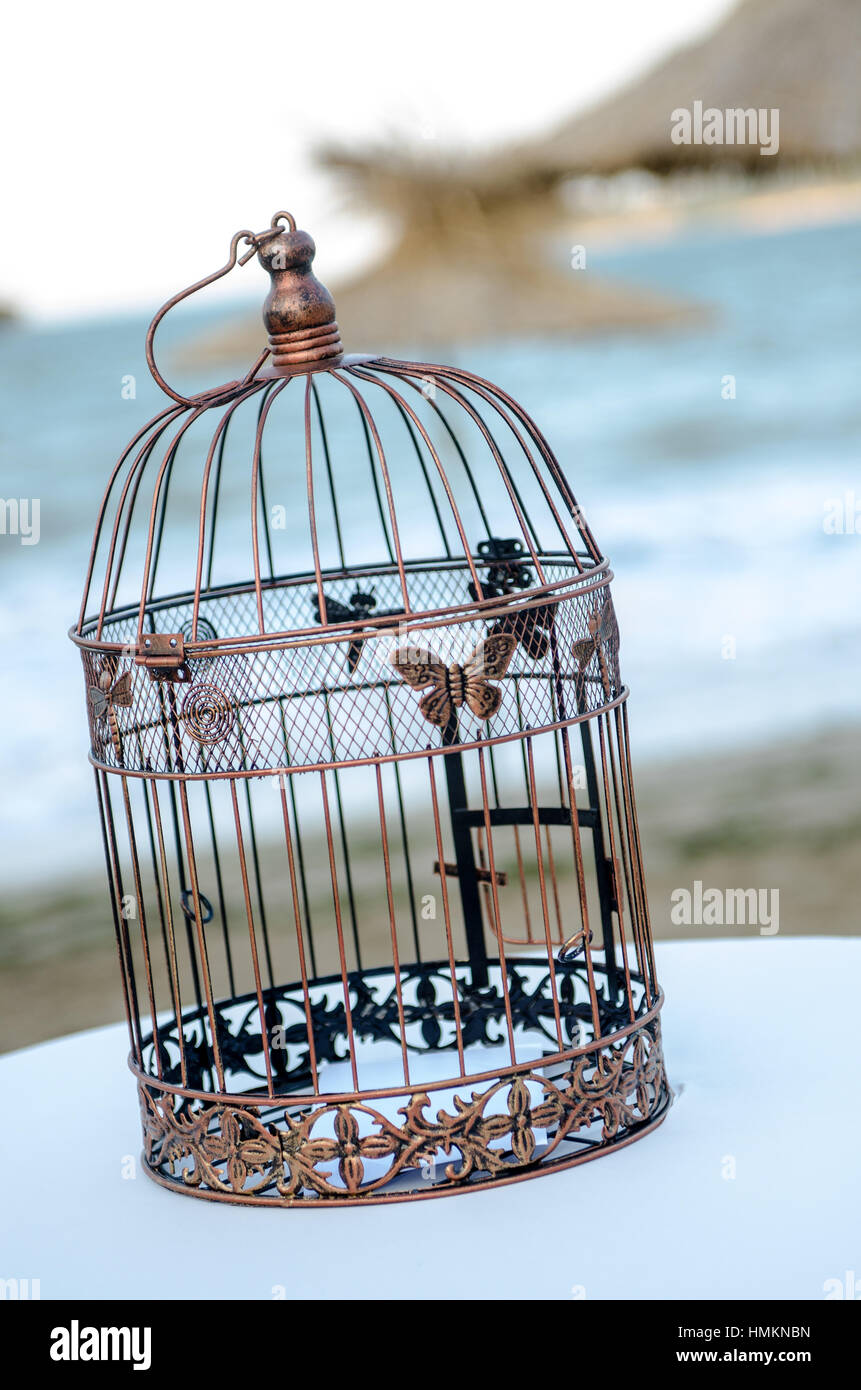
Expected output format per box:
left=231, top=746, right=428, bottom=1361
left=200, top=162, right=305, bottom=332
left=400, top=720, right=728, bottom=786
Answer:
left=181, top=683, right=234, bottom=744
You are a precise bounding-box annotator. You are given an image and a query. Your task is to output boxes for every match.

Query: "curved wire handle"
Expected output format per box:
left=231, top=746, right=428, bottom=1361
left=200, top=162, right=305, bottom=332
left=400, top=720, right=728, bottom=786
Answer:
left=145, top=210, right=296, bottom=405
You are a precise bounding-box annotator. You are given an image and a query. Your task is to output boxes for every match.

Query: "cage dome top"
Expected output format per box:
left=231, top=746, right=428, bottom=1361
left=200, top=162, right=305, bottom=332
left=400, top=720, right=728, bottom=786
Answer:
left=73, top=212, right=623, bottom=779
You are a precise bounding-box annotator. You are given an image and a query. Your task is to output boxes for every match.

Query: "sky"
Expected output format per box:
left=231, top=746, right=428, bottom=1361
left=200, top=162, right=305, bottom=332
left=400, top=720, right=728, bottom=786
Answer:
left=3, top=0, right=735, bottom=320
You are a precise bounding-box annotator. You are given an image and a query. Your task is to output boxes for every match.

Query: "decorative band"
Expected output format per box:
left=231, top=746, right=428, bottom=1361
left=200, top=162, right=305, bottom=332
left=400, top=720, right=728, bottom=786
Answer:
left=268, top=322, right=343, bottom=369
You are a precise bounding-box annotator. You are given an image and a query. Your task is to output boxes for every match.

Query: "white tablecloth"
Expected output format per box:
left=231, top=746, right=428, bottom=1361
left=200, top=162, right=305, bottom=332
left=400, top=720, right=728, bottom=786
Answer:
left=1, top=938, right=858, bottom=1300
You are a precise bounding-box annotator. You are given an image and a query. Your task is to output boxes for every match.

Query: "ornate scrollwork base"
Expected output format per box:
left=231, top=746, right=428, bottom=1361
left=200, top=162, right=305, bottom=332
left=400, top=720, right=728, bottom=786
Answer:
left=137, top=1011, right=669, bottom=1206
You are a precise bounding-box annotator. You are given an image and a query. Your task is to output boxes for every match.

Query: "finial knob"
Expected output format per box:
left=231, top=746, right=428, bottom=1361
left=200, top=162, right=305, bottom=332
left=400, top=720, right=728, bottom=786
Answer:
left=258, top=229, right=343, bottom=373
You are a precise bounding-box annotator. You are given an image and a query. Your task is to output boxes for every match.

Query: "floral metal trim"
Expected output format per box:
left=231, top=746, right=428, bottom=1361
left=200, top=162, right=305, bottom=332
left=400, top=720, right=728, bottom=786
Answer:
left=138, top=1017, right=668, bottom=1205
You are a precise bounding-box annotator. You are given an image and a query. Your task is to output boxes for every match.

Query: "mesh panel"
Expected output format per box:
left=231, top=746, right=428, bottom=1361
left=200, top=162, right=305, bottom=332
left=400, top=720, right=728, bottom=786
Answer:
left=81, top=565, right=622, bottom=775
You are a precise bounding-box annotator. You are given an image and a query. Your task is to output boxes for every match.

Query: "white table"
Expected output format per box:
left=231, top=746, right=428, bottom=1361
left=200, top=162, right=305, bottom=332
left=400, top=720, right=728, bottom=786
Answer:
left=1, top=939, right=857, bottom=1300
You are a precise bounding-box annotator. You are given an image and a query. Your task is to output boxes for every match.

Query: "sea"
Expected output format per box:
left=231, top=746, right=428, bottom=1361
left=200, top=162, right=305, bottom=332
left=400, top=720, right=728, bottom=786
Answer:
left=1, top=217, right=858, bottom=890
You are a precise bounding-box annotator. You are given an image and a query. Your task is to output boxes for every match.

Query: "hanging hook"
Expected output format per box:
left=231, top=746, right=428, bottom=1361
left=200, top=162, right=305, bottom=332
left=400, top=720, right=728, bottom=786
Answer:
left=269, top=209, right=297, bottom=234
left=144, top=212, right=296, bottom=405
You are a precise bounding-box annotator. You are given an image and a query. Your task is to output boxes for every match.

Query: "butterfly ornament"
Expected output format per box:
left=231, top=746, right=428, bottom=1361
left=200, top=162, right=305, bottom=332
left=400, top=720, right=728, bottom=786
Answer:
left=88, top=660, right=133, bottom=762
left=390, top=633, right=516, bottom=729
left=313, top=588, right=405, bottom=675
left=481, top=584, right=558, bottom=661
left=572, top=597, right=620, bottom=702
left=468, top=539, right=555, bottom=661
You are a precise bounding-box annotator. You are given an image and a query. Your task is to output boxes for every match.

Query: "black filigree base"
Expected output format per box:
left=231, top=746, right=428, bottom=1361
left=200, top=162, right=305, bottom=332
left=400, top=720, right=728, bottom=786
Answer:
left=135, top=958, right=670, bottom=1205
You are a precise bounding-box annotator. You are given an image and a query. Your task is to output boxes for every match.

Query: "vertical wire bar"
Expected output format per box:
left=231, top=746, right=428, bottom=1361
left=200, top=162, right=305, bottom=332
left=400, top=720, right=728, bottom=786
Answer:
left=620, top=702, right=658, bottom=992
left=515, top=674, right=544, bottom=936
left=255, top=388, right=278, bottom=582
left=378, top=366, right=545, bottom=578
left=403, top=363, right=601, bottom=564
left=576, top=707, right=619, bottom=991
left=231, top=666, right=275, bottom=984
left=427, top=758, right=465, bottom=1077
left=277, top=695, right=318, bottom=977
left=312, top=379, right=346, bottom=570
left=524, top=739, right=564, bottom=1049
left=134, top=756, right=171, bottom=973
left=383, top=682, right=421, bottom=960
left=163, top=682, right=187, bottom=776
left=508, top=685, right=536, bottom=943
left=289, top=774, right=317, bottom=976
left=322, top=692, right=362, bottom=970
left=512, top=824, right=534, bottom=944
left=611, top=710, right=644, bottom=961
left=304, top=375, right=329, bottom=626
left=148, top=435, right=189, bottom=602
left=108, top=421, right=186, bottom=617
left=278, top=778, right=319, bottom=1093
left=319, top=771, right=359, bottom=1091
left=392, top=372, right=547, bottom=579
left=596, top=715, right=636, bottom=1023
left=148, top=650, right=204, bottom=1011
left=192, top=389, right=265, bottom=636
left=95, top=409, right=188, bottom=636
left=375, top=765, right=411, bottom=1086
left=161, top=681, right=206, bottom=1014
left=557, top=722, right=603, bottom=1038
left=345, top=368, right=484, bottom=597
left=487, top=742, right=531, bottom=945
left=94, top=770, right=137, bottom=1061
left=230, top=782, right=275, bottom=1098
left=552, top=718, right=568, bottom=804
left=333, top=372, right=413, bottom=612
left=149, top=780, right=188, bottom=1087
left=353, top=392, right=396, bottom=564
left=547, top=616, right=592, bottom=956
left=403, top=389, right=492, bottom=536
left=607, top=706, right=650, bottom=1000
left=543, top=825, right=565, bottom=947
left=202, top=779, right=235, bottom=997
left=389, top=396, right=454, bottom=555
left=548, top=696, right=570, bottom=943
left=476, top=748, right=518, bottom=1066
left=617, top=705, right=655, bottom=993
left=250, top=382, right=289, bottom=633
left=475, top=825, right=498, bottom=941
left=164, top=778, right=205, bottom=1014
left=135, top=406, right=213, bottom=635
left=120, top=775, right=163, bottom=1078
left=442, top=727, right=489, bottom=988
left=178, top=783, right=226, bottom=1090
left=100, top=771, right=144, bottom=1066
left=204, top=403, right=234, bottom=591
left=428, top=372, right=577, bottom=566
left=242, top=778, right=275, bottom=988
left=79, top=404, right=181, bottom=634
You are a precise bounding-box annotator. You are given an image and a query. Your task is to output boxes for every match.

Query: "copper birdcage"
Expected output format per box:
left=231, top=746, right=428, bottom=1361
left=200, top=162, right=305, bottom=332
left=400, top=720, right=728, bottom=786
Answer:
left=72, top=211, right=671, bottom=1206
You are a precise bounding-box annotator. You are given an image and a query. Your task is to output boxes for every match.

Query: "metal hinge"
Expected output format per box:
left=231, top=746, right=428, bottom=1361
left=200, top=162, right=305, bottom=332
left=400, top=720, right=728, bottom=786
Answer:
left=135, top=633, right=191, bottom=682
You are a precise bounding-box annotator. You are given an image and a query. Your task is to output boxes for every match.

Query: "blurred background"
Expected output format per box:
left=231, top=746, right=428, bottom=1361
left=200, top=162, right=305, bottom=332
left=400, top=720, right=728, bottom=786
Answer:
left=1, top=0, right=859, bottom=1050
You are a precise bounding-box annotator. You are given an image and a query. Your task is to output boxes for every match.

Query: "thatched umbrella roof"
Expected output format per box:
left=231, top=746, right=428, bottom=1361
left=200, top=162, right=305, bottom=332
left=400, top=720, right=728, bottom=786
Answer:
left=499, top=0, right=861, bottom=177
left=186, top=157, right=697, bottom=365
left=315, top=220, right=696, bottom=351
left=191, top=0, right=861, bottom=362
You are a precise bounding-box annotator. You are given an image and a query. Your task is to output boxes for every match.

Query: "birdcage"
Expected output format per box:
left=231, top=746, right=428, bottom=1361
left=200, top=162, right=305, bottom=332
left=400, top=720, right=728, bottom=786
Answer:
left=72, top=211, right=671, bottom=1206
